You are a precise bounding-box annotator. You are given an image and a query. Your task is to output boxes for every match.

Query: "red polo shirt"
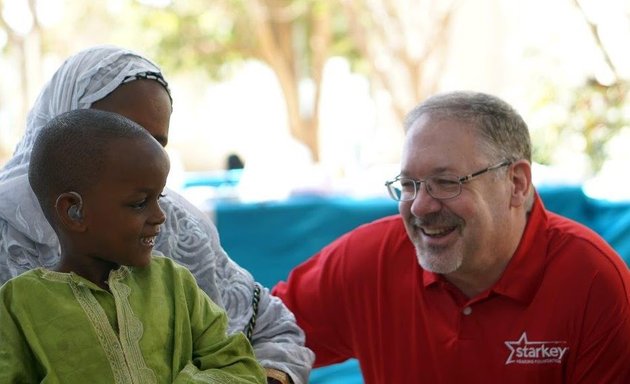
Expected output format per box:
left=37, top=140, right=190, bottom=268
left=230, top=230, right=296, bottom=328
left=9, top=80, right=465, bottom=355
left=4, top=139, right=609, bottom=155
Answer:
left=273, top=194, right=630, bottom=383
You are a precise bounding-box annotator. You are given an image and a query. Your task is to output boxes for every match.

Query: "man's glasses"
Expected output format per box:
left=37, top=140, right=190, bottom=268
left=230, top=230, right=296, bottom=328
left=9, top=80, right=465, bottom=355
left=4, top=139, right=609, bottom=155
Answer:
left=385, top=160, right=512, bottom=201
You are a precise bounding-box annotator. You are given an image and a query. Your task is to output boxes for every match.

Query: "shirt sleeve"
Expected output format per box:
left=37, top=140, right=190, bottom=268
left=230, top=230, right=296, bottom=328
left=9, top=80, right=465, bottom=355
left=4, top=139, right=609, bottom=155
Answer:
left=273, top=232, right=357, bottom=367
left=177, top=266, right=267, bottom=383
left=0, top=281, right=40, bottom=383
left=568, top=261, right=630, bottom=382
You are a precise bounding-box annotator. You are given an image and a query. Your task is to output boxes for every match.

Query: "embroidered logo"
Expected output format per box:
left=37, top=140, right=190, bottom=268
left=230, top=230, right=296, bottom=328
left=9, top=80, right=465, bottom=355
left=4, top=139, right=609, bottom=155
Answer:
left=504, top=332, right=569, bottom=365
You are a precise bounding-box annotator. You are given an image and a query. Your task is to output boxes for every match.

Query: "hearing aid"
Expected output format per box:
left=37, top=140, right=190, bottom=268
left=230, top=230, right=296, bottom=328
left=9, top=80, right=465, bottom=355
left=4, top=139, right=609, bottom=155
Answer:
left=56, top=191, right=84, bottom=221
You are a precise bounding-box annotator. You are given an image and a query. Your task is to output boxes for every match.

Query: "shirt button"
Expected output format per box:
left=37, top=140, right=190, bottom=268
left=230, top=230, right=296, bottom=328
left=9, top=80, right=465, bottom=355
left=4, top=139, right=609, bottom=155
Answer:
left=462, top=306, right=472, bottom=316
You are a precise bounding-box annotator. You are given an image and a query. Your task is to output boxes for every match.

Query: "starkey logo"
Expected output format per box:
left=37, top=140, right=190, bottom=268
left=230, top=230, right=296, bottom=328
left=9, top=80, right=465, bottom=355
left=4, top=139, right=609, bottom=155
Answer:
left=504, top=332, right=569, bottom=365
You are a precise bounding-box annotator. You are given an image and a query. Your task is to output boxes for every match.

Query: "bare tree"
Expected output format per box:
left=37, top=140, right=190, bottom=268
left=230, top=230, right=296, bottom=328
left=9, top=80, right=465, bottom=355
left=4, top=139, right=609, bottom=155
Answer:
left=134, top=0, right=464, bottom=160
left=339, top=0, right=460, bottom=123
left=248, top=0, right=331, bottom=162
left=141, top=0, right=333, bottom=162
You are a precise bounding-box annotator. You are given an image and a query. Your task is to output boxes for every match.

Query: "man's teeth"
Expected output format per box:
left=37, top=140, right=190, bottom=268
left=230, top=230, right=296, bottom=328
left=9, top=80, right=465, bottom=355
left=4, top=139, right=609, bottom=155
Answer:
left=142, top=237, right=156, bottom=246
left=422, top=227, right=452, bottom=236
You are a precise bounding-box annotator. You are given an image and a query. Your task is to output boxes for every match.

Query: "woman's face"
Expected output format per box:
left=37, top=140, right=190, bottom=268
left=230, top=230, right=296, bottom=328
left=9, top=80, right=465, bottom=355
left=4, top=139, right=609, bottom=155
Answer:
left=90, top=79, right=172, bottom=147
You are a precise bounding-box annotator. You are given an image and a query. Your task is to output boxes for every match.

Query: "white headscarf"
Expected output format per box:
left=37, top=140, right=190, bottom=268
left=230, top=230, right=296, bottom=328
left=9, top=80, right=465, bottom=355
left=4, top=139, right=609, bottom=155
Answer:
left=0, top=45, right=165, bottom=182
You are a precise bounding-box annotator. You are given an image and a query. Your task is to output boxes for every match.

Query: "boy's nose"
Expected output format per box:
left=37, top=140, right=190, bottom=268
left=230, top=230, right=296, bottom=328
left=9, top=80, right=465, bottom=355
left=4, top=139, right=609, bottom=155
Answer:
left=151, top=203, right=166, bottom=225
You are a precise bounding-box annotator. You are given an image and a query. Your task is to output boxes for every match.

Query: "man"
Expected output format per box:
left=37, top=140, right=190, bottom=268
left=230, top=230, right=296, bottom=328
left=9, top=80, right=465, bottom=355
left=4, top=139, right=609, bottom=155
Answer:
left=273, top=91, right=630, bottom=383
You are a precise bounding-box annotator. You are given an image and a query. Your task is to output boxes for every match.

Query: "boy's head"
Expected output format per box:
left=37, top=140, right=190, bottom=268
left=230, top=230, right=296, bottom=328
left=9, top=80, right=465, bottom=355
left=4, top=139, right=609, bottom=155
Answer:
left=29, top=108, right=170, bottom=268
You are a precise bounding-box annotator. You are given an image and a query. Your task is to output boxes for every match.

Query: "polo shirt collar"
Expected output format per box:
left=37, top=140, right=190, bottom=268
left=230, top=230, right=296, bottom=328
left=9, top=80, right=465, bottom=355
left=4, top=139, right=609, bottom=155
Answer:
left=491, top=192, right=548, bottom=303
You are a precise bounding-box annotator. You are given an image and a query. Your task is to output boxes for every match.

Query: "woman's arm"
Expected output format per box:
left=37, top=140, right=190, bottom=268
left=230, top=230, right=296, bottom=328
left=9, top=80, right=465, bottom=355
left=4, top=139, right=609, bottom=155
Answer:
left=156, top=190, right=314, bottom=384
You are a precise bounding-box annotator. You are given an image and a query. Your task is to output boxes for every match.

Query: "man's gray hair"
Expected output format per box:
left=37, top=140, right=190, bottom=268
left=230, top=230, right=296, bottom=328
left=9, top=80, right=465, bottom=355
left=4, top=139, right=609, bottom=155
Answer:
left=404, top=91, right=532, bottom=163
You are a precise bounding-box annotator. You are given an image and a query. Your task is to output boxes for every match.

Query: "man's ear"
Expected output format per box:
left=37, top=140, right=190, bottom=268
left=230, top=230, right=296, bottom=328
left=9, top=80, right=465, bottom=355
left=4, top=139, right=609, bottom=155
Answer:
left=509, top=160, right=532, bottom=208
left=54, top=191, right=87, bottom=232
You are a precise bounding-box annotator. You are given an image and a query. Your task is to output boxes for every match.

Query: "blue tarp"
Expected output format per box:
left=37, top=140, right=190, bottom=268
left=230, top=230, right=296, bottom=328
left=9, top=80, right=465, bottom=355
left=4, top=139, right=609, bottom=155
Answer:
left=212, top=186, right=630, bottom=384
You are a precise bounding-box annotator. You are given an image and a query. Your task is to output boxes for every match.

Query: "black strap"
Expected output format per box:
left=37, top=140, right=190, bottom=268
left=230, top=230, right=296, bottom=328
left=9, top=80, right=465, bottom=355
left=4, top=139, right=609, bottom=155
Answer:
left=122, top=71, right=173, bottom=105
left=245, top=284, right=261, bottom=342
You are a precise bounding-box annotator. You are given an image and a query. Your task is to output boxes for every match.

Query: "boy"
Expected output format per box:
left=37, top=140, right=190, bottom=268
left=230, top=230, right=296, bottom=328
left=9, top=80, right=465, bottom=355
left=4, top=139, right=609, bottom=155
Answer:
left=0, top=109, right=266, bottom=383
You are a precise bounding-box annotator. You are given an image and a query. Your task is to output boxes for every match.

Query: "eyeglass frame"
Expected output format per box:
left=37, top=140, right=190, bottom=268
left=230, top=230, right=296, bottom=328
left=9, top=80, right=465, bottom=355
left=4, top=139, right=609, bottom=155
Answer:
left=384, top=160, right=513, bottom=201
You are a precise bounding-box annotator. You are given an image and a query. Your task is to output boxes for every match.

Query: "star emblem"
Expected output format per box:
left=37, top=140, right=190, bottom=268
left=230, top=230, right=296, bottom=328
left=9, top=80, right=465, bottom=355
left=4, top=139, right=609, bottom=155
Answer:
left=505, top=332, right=568, bottom=365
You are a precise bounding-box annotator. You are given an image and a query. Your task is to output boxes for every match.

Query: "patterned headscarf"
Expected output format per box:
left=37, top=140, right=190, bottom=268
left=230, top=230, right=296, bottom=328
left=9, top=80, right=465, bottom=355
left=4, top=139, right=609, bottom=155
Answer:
left=0, top=45, right=170, bottom=182
left=0, top=45, right=170, bottom=249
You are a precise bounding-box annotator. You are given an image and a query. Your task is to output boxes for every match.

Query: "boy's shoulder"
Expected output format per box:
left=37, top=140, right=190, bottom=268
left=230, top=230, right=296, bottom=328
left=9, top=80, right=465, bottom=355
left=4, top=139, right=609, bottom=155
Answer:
left=139, top=255, right=206, bottom=301
left=1, top=268, right=44, bottom=286
left=149, top=253, right=186, bottom=271
left=142, top=254, right=196, bottom=281
left=0, top=268, right=47, bottom=296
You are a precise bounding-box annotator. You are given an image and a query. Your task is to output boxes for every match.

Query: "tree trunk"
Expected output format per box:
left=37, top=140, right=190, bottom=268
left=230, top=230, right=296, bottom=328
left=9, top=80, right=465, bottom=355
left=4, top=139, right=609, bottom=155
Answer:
left=249, top=0, right=330, bottom=162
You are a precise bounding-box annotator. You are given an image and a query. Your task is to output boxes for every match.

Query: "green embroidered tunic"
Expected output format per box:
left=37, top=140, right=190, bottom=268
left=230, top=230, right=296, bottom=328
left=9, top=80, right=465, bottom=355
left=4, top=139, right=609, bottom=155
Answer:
left=0, top=255, right=265, bottom=383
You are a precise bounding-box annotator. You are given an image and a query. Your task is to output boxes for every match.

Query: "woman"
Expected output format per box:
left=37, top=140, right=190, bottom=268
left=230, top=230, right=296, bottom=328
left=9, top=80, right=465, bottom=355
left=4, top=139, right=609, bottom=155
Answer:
left=0, top=45, right=313, bottom=384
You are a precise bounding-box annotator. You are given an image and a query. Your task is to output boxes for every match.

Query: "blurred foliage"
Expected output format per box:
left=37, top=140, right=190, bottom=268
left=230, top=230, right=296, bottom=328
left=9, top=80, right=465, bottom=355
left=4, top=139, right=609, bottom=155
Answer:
left=126, top=0, right=456, bottom=125
left=570, top=80, right=629, bottom=174
left=532, top=78, right=630, bottom=174
left=113, top=0, right=363, bottom=161
left=130, top=0, right=355, bottom=80
left=1, top=0, right=628, bottom=173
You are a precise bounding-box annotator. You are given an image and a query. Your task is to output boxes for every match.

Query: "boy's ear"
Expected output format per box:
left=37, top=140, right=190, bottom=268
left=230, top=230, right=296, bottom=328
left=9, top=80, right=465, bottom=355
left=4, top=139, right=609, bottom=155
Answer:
left=54, top=191, right=86, bottom=232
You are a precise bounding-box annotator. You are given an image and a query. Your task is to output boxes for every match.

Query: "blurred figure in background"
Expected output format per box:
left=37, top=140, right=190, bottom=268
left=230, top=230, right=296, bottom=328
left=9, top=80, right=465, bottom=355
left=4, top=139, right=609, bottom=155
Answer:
left=226, top=153, right=245, bottom=170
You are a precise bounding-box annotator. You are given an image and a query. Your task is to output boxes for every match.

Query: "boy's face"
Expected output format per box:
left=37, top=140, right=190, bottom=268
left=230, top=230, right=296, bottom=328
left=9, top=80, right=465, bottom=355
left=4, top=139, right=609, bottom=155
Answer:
left=81, top=136, right=170, bottom=268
